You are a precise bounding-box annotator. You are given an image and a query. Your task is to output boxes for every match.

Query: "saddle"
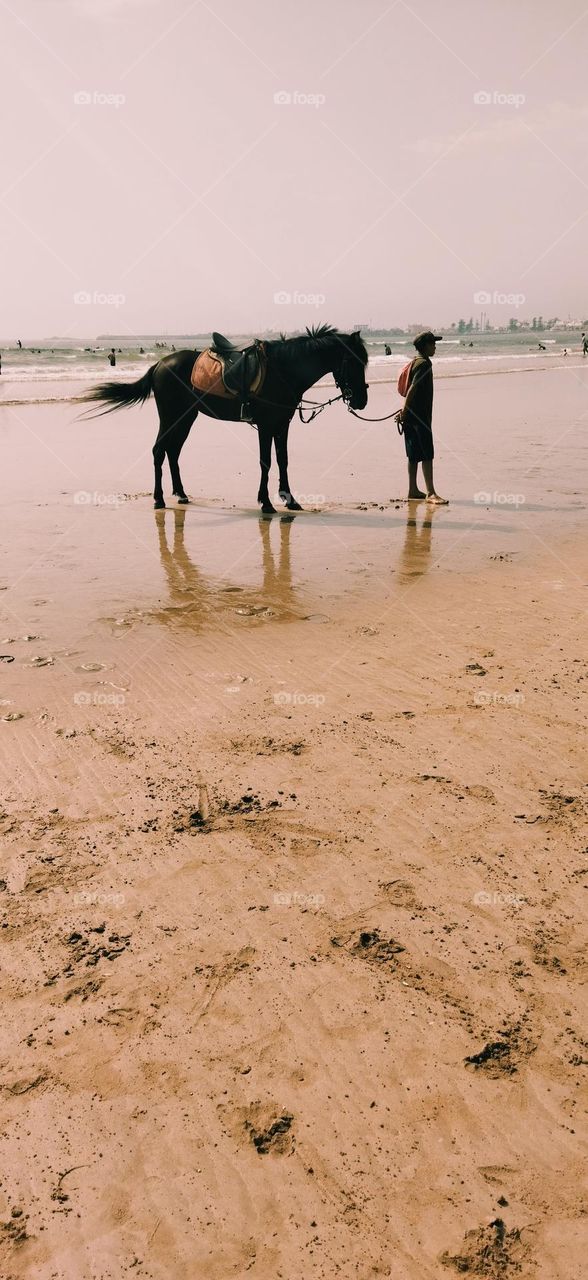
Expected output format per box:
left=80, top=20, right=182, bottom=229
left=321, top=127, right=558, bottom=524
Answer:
left=191, top=332, right=267, bottom=416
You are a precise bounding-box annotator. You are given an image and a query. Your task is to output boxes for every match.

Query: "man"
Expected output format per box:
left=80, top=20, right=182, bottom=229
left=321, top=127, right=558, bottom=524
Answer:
left=395, top=330, right=447, bottom=503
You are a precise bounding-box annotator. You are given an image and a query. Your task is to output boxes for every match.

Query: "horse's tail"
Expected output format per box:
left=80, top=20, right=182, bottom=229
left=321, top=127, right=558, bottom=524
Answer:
left=78, top=364, right=157, bottom=417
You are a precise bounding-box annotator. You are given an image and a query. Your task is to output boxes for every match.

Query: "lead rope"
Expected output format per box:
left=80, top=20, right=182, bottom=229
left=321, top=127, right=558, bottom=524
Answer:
left=348, top=406, right=401, bottom=425
left=249, top=399, right=399, bottom=430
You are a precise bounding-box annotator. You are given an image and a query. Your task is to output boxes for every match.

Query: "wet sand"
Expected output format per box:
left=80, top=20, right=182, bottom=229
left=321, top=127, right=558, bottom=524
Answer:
left=0, top=368, right=587, bottom=1279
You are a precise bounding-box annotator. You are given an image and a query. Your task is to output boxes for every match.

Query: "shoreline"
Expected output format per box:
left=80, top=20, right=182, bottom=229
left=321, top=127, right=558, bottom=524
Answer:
left=0, top=352, right=586, bottom=407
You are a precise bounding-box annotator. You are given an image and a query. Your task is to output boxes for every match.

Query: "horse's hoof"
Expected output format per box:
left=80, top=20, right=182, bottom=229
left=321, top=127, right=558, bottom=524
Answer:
left=286, top=500, right=303, bottom=511
left=175, top=496, right=190, bottom=504
left=260, top=502, right=276, bottom=515
left=154, top=500, right=166, bottom=510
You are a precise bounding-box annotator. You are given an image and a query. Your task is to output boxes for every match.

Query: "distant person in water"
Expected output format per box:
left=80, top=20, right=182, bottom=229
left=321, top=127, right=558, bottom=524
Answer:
left=582, top=332, right=588, bottom=356
left=538, top=342, right=546, bottom=350
left=17, top=339, right=22, bottom=349
left=384, top=344, right=391, bottom=355
left=108, top=349, right=116, bottom=367
left=395, top=330, right=448, bottom=504
left=563, top=347, right=568, bottom=357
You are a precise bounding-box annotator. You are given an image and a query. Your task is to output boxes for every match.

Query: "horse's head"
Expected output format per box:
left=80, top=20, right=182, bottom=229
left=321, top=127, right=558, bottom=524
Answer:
left=334, top=330, right=369, bottom=410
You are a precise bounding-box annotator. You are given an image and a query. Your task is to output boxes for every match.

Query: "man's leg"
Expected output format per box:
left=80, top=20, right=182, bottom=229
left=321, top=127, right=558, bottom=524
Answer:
left=422, top=459, right=448, bottom=504
left=407, top=459, right=426, bottom=499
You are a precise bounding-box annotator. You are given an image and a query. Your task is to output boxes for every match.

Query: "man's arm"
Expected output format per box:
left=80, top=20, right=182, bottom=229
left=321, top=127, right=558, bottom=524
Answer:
left=400, top=378, right=419, bottom=420
left=396, top=360, right=427, bottom=424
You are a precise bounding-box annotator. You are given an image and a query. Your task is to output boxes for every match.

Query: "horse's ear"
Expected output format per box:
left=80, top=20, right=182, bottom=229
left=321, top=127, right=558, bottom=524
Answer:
left=351, top=328, right=361, bottom=338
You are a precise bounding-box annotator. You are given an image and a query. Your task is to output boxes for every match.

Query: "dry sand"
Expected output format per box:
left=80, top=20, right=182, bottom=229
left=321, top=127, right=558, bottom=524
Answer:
left=0, top=368, right=587, bottom=1279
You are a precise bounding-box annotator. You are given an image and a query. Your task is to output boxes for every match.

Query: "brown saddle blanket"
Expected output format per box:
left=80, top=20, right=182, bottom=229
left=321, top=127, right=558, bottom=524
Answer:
left=190, top=340, right=267, bottom=400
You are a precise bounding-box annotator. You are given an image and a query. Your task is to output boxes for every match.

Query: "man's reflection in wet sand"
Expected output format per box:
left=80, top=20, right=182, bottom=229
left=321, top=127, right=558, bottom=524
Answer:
left=155, top=507, right=299, bottom=627
left=397, top=503, right=440, bottom=582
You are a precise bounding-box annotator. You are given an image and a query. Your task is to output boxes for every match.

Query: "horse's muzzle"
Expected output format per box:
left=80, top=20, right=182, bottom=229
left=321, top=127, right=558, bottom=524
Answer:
left=351, top=390, right=368, bottom=411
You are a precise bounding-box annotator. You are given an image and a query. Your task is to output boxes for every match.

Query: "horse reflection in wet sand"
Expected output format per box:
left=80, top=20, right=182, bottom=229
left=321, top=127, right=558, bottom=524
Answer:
left=154, top=508, right=300, bottom=630
left=81, top=326, right=369, bottom=514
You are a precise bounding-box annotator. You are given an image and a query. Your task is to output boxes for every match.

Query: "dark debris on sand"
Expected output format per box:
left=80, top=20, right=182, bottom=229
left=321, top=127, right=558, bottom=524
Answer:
left=440, top=1218, right=531, bottom=1277
left=464, top=1022, right=536, bottom=1077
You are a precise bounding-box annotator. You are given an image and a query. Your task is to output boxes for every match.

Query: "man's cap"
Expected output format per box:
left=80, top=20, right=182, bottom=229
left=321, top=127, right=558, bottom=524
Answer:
left=413, top=330, right=443, bottom=347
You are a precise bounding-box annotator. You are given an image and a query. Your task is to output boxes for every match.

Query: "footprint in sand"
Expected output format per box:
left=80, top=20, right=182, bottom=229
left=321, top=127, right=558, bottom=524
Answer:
left=331, top=927, right=406, bottom=968
left=218, top=1100, right=295, bottom=1156
left=379, top=879, right=420, bottom=909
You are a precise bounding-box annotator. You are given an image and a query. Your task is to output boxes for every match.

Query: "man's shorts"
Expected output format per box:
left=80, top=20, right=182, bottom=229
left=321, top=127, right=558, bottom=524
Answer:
left=403, top=417, right=434, bottom=464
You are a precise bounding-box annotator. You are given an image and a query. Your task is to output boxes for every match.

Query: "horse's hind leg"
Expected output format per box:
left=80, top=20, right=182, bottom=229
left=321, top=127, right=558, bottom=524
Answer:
left=168, top=413, right=197, bottom=503
left=152, top=428, right=167, bottom=509
left=152, top=408, right=197, bottom=509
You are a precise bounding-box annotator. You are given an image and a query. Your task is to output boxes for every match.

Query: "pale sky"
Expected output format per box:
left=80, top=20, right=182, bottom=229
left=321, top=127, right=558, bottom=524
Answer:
left=1, top=0, right=587, bottom=336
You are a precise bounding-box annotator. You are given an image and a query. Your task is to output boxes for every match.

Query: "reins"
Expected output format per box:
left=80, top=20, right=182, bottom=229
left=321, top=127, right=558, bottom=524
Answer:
left=297, top=392, right=345, bottom=422
left=243, top=391, right=344, bottom=430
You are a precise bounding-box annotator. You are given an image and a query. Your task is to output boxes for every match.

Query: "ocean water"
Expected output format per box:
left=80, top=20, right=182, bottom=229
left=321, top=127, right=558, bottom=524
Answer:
left=0, top=330, right=584, bottom=404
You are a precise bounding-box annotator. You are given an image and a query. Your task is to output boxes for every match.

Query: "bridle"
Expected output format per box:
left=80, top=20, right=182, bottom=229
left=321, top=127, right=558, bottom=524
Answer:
left=299, top=347, right=399, bottom=424
left=333, top=343, right=400, bottom=423
left=333, top=349, right=358, bottom=406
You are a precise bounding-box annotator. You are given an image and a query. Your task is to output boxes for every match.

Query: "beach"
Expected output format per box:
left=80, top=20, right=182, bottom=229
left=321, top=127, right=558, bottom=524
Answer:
left=1, top=364, right=587, bottom=1279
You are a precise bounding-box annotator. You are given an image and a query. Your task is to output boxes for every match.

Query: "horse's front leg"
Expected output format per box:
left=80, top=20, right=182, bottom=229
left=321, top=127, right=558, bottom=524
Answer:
left=257, top=425, right=276, bottom=514
left=275, top=424, right=303, bottom=511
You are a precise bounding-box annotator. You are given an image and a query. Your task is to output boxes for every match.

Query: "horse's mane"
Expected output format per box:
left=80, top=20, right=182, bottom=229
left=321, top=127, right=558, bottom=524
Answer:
left=270, top=324, right=368, bottom=365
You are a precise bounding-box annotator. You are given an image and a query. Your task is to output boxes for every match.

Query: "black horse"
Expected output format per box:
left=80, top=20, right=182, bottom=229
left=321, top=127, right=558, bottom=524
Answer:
left=81, top=325, right=368, bottom=513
